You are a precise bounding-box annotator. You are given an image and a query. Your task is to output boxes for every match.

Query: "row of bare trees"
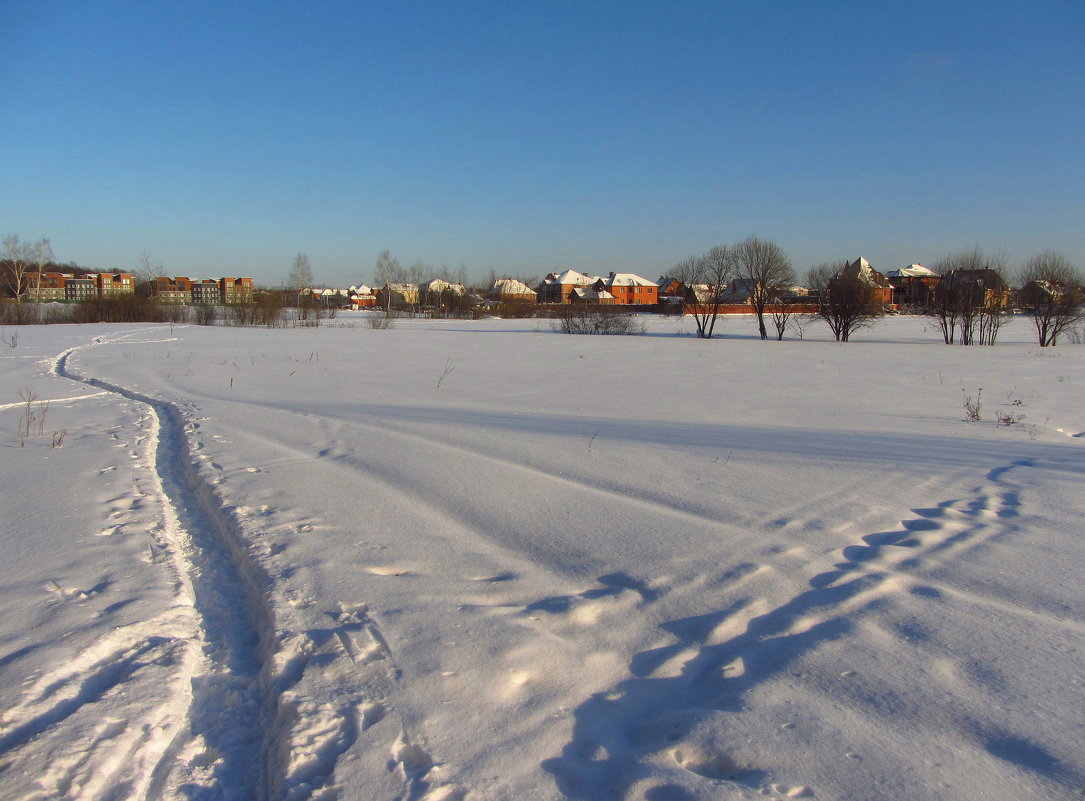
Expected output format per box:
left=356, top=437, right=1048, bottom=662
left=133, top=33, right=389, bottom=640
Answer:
left=668, top=238, right=882, bottom=343
left=668, top=236, right=795, bottom=339
left=666, top=240, right=1083, bottom=346
left=924, top=248, right=1084, bottom=347
left=924, top=248, right=1007, bottom=346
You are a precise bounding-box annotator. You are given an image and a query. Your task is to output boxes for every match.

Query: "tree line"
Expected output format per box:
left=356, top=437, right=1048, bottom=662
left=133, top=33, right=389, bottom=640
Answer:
left=5, top=233, right=1083, bottom=346
left=665, top=237, right=1083, bottom=347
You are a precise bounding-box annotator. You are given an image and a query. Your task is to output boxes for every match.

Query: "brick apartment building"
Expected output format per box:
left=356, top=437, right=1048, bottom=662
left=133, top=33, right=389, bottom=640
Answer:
left=26, top=272, right=135, bottom=302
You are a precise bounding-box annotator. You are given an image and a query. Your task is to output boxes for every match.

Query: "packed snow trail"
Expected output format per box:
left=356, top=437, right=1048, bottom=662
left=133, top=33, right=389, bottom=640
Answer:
left=52, top=339, right=281, bottom=799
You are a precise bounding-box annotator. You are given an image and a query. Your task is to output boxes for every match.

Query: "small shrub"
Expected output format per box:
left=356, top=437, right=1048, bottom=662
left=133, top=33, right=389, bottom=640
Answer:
left=195, top=304, right=217, bottom=325
left=552, top=306, right=646, bottom=335
left=497, top=299, right=538, bottom=319
left=367, top=311, right=396, bottom=330
left=962, top=388, right=982, bottom=422
left=228, top=302, right=261, bottom=327
left=71, top=295, right=168, bottom=323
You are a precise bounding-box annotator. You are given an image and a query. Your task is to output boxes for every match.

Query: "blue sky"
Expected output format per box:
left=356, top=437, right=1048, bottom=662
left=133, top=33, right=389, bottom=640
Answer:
left=3, top=1, right=1083, bottom=287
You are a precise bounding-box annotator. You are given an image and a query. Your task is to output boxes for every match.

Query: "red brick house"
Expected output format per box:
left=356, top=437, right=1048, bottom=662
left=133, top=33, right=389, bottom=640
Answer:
left=594, top=273, right=658, bottom=305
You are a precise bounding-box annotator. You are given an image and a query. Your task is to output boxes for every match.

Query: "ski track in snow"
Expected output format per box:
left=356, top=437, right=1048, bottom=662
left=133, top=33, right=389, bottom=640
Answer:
left=0, top=334, right=289, bottom=800
left=2, top=331, right=459, bottom=801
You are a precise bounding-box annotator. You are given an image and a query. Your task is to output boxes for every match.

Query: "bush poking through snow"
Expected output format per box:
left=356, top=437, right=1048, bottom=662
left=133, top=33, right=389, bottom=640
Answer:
left=996, top=410, right=1026, bottom=426
left=962, top=388, right=982, bottom=422
left=552, top=306, right=646, bottom=335
left=367, top=311, right=396, bottom=330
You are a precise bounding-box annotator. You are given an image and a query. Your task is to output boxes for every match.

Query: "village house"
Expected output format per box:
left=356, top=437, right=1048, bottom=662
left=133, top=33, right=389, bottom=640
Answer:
left=348, top=284, right=378, bottom=308
left=538, top=269, right=597, bottom=304
left=377, top=282, right=419, bottom=310
left=570, top=285, right=616, bottom=304
left=594, top=273, right=658, bottom=305
left=886, top=264, right=940, bottom=308
left=419, top=279, right=467, bottom=310
left=834, top=257, right=893, bottom=305
left=488, top=278, right=537, bottom=304
left=939, top=269, right=1010, bottom=309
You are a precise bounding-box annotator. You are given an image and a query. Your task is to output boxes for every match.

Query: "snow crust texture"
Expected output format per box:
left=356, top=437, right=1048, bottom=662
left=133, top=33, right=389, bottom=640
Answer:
left=1, top=315, right=1083, bottom=801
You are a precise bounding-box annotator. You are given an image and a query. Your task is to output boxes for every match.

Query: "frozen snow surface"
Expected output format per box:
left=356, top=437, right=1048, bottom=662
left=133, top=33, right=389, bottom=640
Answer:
left=1, top=314, right=1083, bottom=801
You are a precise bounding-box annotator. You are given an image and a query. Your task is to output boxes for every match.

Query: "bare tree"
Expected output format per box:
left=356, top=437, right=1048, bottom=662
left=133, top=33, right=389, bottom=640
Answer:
left=33, top=237, right=53, bottom=278
left=2, top=235, right=37, bottom=303
left=373, top=249, right=404, bottom=286
left=288, top=252, right=314, bottom=291
left=1018, top=251, right=1083, bottom=346
left=407, top=260, right=429, bottom=285
left=807, top=261, right=884, bottom=341
left=134, top=250, right=165, bottom=298
left=929, top=248, right=1009, bottom=345
left=667, top=255, right=710, bottom=337
left=730, top=236, right=795, bottom=340
left=665, top=245, right=734, bottom=338
left=768, top=295, right=798, bottom=340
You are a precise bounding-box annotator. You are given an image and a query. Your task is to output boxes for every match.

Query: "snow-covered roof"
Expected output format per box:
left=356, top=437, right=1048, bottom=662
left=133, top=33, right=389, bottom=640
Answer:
left=602, top=273, right=656, bottom=288
left=420, top=279, right=466, bottom=294
left=886, top=264, right=938, bottom=279
left=545, top=269, right=594, bottom=286
left=571, top=287, right=615, bottom=301
left=490, top=278, right=535, bottom=296
left=839, top=257, right=891, bottom=287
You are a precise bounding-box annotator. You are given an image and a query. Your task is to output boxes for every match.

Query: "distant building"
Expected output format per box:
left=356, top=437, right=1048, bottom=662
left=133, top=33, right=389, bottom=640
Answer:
left=594, top=273, right=658, bottom=305
left=154, top=276, right=255, bottom=304
left=886, top=264, right=940, bottom=308
left=570, top=286, right=616, bottom=304
left=96, top=272, right=134, bottom=296
left=348, top=284, right=378, bottom=308
left=538, top=270, right=597, bottom=304
left=834, top=257, right=893, bottom=305
left=378, top=283, right=419, bottom=309
left=221, top=277, right=254, bottom=304
left=24, top=272, right=68, bottom=302
left=154, top=276, right=194, bottom=304
left=488, top=278, right=537, bottom=303
left=25, top=272, right=135, bottom=302
left=191, top=280, right=222, bottom=305
left=938, top=269, right=1010, bottom=309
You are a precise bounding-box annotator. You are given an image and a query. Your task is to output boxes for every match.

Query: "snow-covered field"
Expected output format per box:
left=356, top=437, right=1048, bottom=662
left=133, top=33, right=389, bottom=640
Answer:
left=1, top=313, right=1083, bottom=801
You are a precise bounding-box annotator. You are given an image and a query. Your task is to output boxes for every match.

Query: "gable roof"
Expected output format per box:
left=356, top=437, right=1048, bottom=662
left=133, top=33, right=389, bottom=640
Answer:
left=420, top=278, right=466, bottom=294
left=602, top=272, right=656, bottom=288
left=490, top=278, right=535, bottom=296
left=838, top=257, right=891, bottom=287
left=544, top=269, right=594, bottom=286
left=886, top=264, right=938, bottom=278
left=571, top=287, right=615, bottom=301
